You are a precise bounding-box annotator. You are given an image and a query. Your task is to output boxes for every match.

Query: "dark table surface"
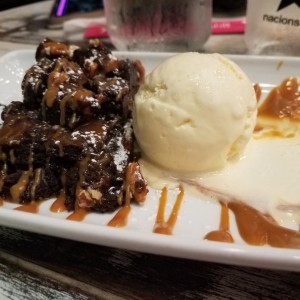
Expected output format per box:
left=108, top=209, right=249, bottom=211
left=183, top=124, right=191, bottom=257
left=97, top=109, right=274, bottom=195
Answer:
left=1, top=225, right=300, bottom=300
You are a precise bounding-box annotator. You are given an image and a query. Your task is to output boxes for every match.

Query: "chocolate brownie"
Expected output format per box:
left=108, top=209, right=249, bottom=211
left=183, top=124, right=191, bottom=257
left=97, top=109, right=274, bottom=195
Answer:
left=0, top=39, right=148, bottom=212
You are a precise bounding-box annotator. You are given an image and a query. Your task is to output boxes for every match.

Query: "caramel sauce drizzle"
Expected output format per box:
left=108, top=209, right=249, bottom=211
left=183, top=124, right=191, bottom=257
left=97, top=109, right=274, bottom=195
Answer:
left=253, top=83, right=261, bottom=101
left=192, top=182, right=300, bottom=249
left=107, top=167, right=132, bottom=228
left=3, top=178, right=300, bottom=250
left=75, top=155, right=91, bottom=200
left=10, top=171, right=32, bottom=203
left=14, top=201, right=40, bottom=213
left=59, top=94, right=71, bottom=127
left=0, top=177, right=3, bottom=193
left=67, top=208, right=89, bottom=222
left=30, top=168, right=42, bottom=200
left=50, top=191, right=67, bottom=213
left=41, top=40, right=70, bottom=58
left=107, top=205, right=131, bottom=228
left=228, top=201, right=300, bottom=249
left=153, top=186, right=184, bottom=235
left=0, top=118, right=32, bottom=145
left=204, top=201, right=234, bottom=243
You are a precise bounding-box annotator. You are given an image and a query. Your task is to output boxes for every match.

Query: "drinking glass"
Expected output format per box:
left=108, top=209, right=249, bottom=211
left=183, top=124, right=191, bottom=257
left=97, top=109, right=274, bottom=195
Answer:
left=103, top=0, right=212, bottom=52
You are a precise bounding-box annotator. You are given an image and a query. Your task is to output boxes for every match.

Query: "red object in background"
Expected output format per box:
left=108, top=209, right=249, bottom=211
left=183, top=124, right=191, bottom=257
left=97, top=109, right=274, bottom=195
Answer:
left=83, top=19, right=246, bottom=40
left=211, top=19, right=245, bottom=34
left=84, top=24, right=109, bottom=39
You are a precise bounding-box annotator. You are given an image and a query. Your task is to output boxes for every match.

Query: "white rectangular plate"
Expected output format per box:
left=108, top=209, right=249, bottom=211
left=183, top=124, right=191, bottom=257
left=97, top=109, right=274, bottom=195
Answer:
left=0, top=50, right=300, bottom=272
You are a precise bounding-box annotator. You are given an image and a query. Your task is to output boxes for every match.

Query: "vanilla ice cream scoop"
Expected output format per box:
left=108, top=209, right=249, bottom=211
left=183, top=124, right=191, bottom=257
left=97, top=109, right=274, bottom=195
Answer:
left=133, top=52, right=257, bottom=173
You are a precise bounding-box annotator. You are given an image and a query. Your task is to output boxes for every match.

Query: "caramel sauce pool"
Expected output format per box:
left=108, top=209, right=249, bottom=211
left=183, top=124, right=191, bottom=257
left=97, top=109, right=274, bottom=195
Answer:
left=14, top=201, right=40, bottom=213
left=206, top=200, right=300, bottom=248
left=67, top=208, right=89, bottom=221
left=258, top=77, right=300, bottom=120
left=194, top=182, right=300, bottom=249
left=228, top=201, right=300, bottom=249
left=204, top=202, right=234, bottom=243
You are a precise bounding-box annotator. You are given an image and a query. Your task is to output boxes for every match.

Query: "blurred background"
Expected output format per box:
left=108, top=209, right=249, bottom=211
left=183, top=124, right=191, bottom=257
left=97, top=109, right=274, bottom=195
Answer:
left=0, top=0, right=103, bottom=12
left=2, top=0, right=298, bottom=56
left=0, top=0, right=41, bottom=11
left=0, top=0, right=246, bottom=13
left=0, top=0, right=247, bottom=48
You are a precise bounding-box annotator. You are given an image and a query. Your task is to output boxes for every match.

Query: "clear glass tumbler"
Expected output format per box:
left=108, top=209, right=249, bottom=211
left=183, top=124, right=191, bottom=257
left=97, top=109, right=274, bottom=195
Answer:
left=103, top=0, right=212, bottom=52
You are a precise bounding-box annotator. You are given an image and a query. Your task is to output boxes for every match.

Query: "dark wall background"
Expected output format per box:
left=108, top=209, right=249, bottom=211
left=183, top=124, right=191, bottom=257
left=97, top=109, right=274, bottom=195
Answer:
left=0, top=0, right=44, bottom=11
